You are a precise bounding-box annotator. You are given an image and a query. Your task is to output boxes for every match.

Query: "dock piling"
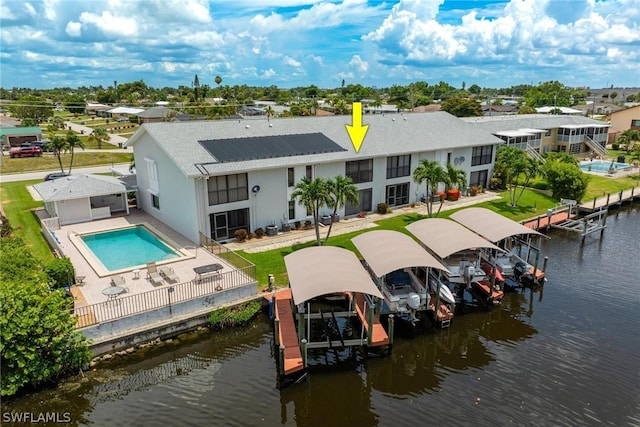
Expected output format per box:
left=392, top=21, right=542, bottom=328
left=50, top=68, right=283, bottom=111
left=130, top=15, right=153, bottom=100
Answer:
left=274, top=317, right=280, bottom=346
left=301, top=339, right=308, bottom=367
left=388, top=314, right=395, bottom=354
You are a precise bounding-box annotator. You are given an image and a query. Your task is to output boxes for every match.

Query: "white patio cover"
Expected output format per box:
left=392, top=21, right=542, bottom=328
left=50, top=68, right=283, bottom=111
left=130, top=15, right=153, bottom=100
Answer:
left=351, top=230, right=448, bottom=278
left=450, top=208, right=543, bottom=243
left=406, top=218, right=503, bottom=259
left=284, top=246, right=383, bottom=305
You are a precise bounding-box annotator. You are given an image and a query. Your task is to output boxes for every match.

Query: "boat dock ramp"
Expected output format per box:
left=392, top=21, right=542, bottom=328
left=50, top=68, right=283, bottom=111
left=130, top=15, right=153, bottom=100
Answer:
left=522, top=187, right=638, bottom=240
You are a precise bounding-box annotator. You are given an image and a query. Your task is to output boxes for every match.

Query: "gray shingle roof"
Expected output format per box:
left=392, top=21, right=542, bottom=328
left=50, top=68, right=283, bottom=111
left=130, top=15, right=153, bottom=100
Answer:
left=127, top=111, right=504, bottom=178
left=33, top=174, right=129, bottom=202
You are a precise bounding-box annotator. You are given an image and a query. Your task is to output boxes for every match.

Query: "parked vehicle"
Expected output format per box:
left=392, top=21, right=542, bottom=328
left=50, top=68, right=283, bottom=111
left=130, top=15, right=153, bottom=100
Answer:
left=44, top=172, right=70, bottom=181
left=30, top=140, right=50, bottom=151
left=10, top=145, right=43, bottom=158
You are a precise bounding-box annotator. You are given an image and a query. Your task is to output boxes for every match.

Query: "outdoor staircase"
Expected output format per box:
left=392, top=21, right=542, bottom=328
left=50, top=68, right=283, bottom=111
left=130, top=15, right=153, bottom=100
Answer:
left=525, top=144, right=545, bottom=162
left=584, top=135, right=608, bottom=157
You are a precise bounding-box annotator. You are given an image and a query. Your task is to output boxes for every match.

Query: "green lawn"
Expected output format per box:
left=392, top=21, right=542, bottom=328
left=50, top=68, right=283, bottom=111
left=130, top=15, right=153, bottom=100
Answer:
left=0, top=180, right=53, bottom=262
left=1, top=152, right=133, bottom=174
left=583, top=174, right=639, bottom=200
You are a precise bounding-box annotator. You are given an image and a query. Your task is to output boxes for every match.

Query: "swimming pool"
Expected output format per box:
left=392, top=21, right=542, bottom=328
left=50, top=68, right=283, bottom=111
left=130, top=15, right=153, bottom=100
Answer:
left=77, top=225, right=183, bottom=273
left=580, top=161, right=630, bottom=173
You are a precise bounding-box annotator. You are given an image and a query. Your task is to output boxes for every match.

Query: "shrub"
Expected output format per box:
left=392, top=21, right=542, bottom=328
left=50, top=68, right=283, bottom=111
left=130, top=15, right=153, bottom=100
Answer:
left=612, top=143, right=620, bottom=150
left=208, top=300, right=261, bottom=329
left=254, top=227, right=265, bottom=238
left=294, top=221, right=301, bottom=229
left=358, top=211, right=367, bottom=218
left=377, top=203, right=388, bottom=214
left=44, top=257, right=75, bottom=289
left=234, top=229, right=248, bottom=242
left=304, top=220, right=312, bottom=229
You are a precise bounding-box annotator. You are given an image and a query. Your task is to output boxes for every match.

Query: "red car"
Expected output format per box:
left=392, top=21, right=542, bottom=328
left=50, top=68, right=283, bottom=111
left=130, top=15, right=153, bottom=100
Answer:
left=10, top=145, right=43, bottom=158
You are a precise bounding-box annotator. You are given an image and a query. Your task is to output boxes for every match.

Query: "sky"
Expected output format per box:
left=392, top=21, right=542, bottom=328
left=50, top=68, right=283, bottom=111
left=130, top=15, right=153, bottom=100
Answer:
left=0, top=0, right=639, bottom=90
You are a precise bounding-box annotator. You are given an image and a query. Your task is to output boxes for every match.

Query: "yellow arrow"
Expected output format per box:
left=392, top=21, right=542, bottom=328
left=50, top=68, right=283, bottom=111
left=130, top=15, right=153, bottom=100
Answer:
left=345, top=102, right=369, bottom=153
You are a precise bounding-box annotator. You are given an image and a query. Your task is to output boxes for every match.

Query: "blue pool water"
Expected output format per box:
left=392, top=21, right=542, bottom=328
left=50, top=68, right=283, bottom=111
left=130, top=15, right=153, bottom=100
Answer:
left=580, top=160, right=630, bottom=172
left=81, top=225, right=180, bottom=271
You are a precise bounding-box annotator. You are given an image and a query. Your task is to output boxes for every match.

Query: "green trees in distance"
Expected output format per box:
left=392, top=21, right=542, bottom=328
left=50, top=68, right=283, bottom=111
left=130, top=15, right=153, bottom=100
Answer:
left=413, top=159, right=447, bottom=217
left=440, top=97, right=483, bottom=117
left=0, top=227, right=91, bottom=397
left=65, top=131, right=85, bottom=174
left=87, top=126, right=109, bottom=149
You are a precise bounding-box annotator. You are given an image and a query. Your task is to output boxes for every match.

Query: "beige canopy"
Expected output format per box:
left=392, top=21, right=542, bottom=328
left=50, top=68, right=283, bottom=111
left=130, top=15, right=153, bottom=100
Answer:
left=284, top=246, right=383, bottom=305
left=450, top=207, right=544, bottom=243
left=406, top=218, right=502, bottom=259
left=351, top=230, right=449, bottom=278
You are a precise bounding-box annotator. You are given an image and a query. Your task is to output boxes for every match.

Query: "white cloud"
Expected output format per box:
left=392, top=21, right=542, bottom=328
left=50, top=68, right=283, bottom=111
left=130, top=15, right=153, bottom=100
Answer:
left=263, top=68, right=276, bottom=77
left=79, top=11, right=138, bottom=37
left=349, top=55, right=368, bottom=72
left=0, top=5, right=16, bottom=20
left=285, top=56, right=301, bottom=67
left=65, top=21, right=82, bottom=37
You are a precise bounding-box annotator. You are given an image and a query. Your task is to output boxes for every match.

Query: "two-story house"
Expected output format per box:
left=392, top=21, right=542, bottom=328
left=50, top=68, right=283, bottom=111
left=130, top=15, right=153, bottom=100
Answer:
left=126, top=112, right=504, bottom=243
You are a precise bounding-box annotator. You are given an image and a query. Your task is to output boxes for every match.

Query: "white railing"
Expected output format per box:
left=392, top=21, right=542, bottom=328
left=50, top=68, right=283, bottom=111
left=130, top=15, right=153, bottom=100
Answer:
left=584, top=135, right=608, bottom=157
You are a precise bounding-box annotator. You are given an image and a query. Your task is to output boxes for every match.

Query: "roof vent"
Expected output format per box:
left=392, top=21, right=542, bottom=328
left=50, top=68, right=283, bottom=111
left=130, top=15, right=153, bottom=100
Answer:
left=269, top=123, right=273, bottom=127
left=245, top=125, right=250, bottom=129
left=392, top=118, right=395, bottom=121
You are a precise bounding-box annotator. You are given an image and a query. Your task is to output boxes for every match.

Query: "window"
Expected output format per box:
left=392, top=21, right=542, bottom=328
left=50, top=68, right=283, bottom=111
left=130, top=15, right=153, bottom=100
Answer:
left=151, top=193, right=160, bottom=209
left=469, top=170, right=488, bottom=188
left=386, top=155, right=411, bottom=179
left=209, top=208, right=249, bottom=241
left=288, top=200, right=295, bottom=220
left=287, top=168, right=294, bottom=187
left=306, top=165, right=312, bottom=179
left=208, top=173, right=249, bottom=206
left=386, top=183, right=409, bottom=206
left=545, top=129, right=551, bottom=137
left=631, top=119, right=640, bottom=128
left=346, top=159, right=373, bottom=183
left=145, top=158, right=159, bottom=193
left=345, top=188, right=372, bottom=216
left=471, top=146, right=493, bottom=166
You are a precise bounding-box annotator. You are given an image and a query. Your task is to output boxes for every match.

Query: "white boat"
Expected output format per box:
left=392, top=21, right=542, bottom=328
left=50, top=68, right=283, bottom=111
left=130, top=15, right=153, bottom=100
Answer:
left=450, top=208, right=547, bottom=285
left=352, top=230, right=450, bottom=324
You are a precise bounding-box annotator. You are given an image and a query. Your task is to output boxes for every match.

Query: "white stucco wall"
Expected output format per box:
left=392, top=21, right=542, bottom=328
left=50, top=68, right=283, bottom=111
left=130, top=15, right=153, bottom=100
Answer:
left=133, top=135, right=200, bottom=243
left=58, top=198, right=91, bottom=225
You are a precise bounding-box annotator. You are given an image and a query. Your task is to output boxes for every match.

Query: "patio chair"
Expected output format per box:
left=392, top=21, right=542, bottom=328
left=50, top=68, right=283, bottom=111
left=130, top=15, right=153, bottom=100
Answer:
left=146, top=262, right=164, bottom=286
left=159, top=266, right=179, bottom=283
left=110, top=275, right=129, bottom=293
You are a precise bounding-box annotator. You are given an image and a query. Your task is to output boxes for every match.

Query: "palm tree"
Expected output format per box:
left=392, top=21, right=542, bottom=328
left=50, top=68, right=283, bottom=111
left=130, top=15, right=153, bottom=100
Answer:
left=265, top=105, right=275, bottom=121
left=618, top=129, right=640, bottom=153
left=290, top=177, right=330, bottom=246
left=444, top=163, right=467, bottom=192
left=88, top=127, right=109, bottom=149
left=412, top=159, right=446, bottom=217
left=65, top=131, right=85, bottom=174
left=46, top=135, right=68, bottom=173
left=324, top=175, right=359, bottom=244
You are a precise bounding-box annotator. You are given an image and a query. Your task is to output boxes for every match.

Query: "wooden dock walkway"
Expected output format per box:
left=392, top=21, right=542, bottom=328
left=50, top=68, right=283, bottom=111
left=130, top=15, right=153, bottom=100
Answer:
left=350, top=292, right=389, bottom=346
left=274, top=289, right=304, bottom=376
left=523, top=211, right=576, bottom=231
left=579, top=187, right=638, bottom=213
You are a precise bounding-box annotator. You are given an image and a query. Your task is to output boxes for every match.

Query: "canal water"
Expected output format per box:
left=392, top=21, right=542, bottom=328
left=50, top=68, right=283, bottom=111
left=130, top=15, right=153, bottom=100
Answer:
left=3, top=206, right=639, bottom=426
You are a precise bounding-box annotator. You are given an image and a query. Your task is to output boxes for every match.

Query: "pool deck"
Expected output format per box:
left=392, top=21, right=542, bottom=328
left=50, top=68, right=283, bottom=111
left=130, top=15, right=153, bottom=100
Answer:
left=50, top=210, right=237, bottom=308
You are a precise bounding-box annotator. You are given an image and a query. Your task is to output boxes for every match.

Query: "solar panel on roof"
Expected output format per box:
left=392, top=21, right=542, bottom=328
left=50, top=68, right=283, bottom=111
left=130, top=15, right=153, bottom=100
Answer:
left=198, top=133, right=346, bottom=163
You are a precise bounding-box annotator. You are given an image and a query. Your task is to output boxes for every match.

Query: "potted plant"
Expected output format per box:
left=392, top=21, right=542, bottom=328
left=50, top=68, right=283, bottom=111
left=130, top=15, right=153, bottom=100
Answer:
left=445, top=163, right=466, bottom=201
left=470, top=186, right=478, bottom=196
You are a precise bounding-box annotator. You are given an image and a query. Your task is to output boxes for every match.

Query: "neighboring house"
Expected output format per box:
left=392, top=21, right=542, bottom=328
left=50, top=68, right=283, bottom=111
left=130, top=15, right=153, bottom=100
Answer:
left=481, top=105, right=518, bottom=116
left=107, top=106, right=145, bottom=120
left=412, top=105, right=442, bottom=113
left=0, top=126, right=43, bottom=147
left=607, top=105, right=640, bottom=144
left=125, top=112, right=504, bottom=243
left=86, top=103, right=111, bottom=117
left=572, top=102, right=623, bottom=117
left=535, top=106, right=583, bottom=115
left=136, top=106, right=175, bottom=124
left=33, top=175, right=133, bottom=225
left=462, top=114, right=609, bottom=156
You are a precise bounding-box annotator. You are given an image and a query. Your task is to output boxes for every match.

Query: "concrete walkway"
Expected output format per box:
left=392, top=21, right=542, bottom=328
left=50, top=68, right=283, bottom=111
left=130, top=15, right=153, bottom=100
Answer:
left=225, top=191, right=502, bottom=253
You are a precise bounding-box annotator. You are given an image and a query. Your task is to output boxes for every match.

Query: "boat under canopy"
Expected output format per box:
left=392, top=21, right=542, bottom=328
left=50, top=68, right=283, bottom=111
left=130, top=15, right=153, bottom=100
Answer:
left=406, top=218, right=502, bottom=259
left=450, top=207, right=544, bottom=243
left=284, top=246, right=383, bottom=305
